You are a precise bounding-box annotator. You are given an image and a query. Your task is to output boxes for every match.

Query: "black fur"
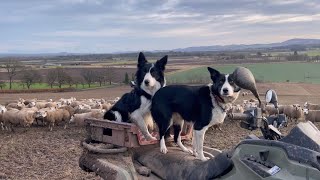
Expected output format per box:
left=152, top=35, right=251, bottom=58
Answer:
left=151, top=67, right=239, bottom=141
left=104, top=52, right=167, bottom=123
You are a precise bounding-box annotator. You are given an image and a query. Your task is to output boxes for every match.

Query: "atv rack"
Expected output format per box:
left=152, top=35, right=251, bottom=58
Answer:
left=84, top=118, right=193, bottom=147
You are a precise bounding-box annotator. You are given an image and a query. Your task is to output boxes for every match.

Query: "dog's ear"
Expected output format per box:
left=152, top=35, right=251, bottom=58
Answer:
left=156, top=55, right=168, bottom=71
left=137, top=52, right=147, bottom=68
left=207, top=67, right=220, bottom=81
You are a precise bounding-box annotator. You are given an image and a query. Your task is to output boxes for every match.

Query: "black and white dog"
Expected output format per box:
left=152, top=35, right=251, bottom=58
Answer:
left=104, top=52, right=168, bottom=141
left=151, top=67, right=240, bottom=161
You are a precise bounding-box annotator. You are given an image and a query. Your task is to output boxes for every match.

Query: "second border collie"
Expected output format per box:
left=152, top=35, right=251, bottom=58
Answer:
left=151, top=67, right=240, bottom=161
left=104, top=52, right=167, bottom=140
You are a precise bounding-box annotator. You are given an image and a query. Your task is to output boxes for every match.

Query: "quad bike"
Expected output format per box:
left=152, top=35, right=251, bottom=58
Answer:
left=79, top=67, right=320, bottom=180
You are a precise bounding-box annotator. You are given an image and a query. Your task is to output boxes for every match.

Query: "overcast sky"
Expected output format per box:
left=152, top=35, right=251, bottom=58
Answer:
left=0, top=0, right=320, bottom=53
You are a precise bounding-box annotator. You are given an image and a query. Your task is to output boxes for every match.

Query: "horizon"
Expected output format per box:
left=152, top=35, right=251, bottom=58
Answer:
left=1, top=0, right=320, bottom=54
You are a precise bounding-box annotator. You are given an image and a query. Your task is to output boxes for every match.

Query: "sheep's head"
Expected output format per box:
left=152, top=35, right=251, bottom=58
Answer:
left=235, top=104, right=242, bottom=111
left=35, top=111, right=47, bottom=118
left=29, top=101, right=36, bottom=107
left=0, top=106, right=7, bottom=114
left=303, top=108, right=309, bottom=115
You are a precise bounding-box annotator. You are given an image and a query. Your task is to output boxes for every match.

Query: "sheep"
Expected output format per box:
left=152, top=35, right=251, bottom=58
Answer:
left=90, top=102, right=102, bottom=109
left=283, top=105, right=294, bottom=120
left=3, top=109, right=36, bottom=131
left=304, top=102, right=320, bottom=110
left=69, top=111, right=104, bottom=126
left=59, top=105, right=75, bottom=116
left=283, top=104, right=303, bottom=122
left=34, top=108, right=54, bottom=126
left=0, top=105, right=7, bottom=130
left=23, top=98, right=37, bottom=105
left=37, top=109, right=70, bottom=131
left=303, top=109, right=320, bottom=122
left=45, top=102, right=59, bottom=108
left=292, top=104, right=303, bottom=122
left=6, top=102, right=25, bottom=110
left=232, top=104, right=244, bottom=113
left=74, top=107, right=92, bottom=114
left=102, top=102, right=112, bottom=111
left=35, top=102, right=47, bottom=109
left=60, top=97, right=76, bottom=105
left=70, top=101, right=82, bottom=108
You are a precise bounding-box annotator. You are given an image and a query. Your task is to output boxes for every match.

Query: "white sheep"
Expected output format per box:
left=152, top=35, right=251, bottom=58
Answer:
left=0, top=105, right=7, bottom=130
left=284, top=104, right=303, bottom=122
left=6, top=102, right=25, bottom=110
left=3, top=109, right=36, bottom=131
left=69, top=111, right=104, bottom=126
left=232, top=104, right=244, bottom=113
left=304, top=102, right=320, bottom=110
left=36, top=109, right=70, bottom=131
left=303, top=109, right=320, bottom=122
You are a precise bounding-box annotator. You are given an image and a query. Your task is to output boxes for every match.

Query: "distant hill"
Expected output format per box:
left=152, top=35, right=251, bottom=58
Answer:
left=172, top=38, right=320, bottom=52
left=1, top=38, right=320, bottom=57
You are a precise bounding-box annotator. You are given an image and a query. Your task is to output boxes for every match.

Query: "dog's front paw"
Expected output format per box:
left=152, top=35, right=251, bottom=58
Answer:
left=196, top=155, right=209, bottom=161
left=160, top=146, right=168, bottom=154
left=147, top=136, right=157, bottom=141
left=182, top=148, right=193, bottom=155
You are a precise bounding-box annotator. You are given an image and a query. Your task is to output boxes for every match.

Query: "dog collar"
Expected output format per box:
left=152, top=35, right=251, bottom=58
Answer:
left=214, top=94, right=225, bottom=104
left=214, top=95, right=227, bottom=112
left=208, top=85, right=227, bottom=112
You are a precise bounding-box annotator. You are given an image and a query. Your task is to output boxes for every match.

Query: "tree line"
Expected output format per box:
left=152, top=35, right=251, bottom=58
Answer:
left=0, top=60, right=120, bottom=90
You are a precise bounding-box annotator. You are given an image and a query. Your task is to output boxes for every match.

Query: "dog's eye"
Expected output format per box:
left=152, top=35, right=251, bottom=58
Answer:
left=220, top=79, right=224, bottom=83
left=229, top=80, right=234, bottom=84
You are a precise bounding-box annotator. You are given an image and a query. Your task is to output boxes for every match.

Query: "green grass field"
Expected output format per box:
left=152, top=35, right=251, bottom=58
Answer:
left=269, top=49, right=320, bottom=57
left=167, top=62, right=320, bottom=84
left=0, top=82, right=110, bottom=90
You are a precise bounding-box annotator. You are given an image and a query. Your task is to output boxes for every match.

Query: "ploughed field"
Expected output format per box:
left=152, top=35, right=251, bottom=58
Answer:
left=1, top=83, right=320, bottom=179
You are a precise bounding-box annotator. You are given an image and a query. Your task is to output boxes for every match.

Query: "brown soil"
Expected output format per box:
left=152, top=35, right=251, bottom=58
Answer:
left=1, top=82, right=320, bottom=179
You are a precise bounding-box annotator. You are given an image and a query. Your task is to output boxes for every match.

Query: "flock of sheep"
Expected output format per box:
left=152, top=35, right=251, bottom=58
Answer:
left=0, top=97, right=119, bottom=132
left=231, top=99, right=320, bottom=123
left=1, top=96, right=319, bottom=133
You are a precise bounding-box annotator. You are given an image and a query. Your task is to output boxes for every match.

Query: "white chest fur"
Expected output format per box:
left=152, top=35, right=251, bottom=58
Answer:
left=139, top=96, right=151, bottom=115
left=209, top=100, right=227, bottom=126
left=130, top=96, right=151, bottom=121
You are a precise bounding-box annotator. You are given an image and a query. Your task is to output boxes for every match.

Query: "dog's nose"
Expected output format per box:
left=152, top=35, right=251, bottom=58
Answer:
left=223, top=88, right=229, bottom=93
left=144, top=80, right=150, bottom=86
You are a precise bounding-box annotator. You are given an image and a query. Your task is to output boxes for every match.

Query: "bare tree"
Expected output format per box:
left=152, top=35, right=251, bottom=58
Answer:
left=21, top=69, right=42, bottom=89
left=96, top=71, right=105, bottom=87
left=2, top=60, right=23, bottom=89
left=104, top=66, right=114, bottom=85
left=73, top=77, right=83, bottom=88
left=47, top=69, right=57, bottom=88
left=65, top=75, right=74, bottom=88
left=55, top=67, right=69, bottom=88
left=81, top=69, right=96, bottom=88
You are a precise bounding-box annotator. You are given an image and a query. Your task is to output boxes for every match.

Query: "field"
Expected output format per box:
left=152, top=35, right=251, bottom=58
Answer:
left=168, top=62, right=320, bottom=84
left=1, top=82, right=320, bottom=179
left=270, top=49, right=320, bottom=56
left=0, top=82, right=112, bottom=90
left=2, top=58, right=320, bottom=179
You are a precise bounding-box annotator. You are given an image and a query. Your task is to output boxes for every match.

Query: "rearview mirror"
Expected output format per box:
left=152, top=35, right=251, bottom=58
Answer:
left=265, top=89, right=278, bottom=108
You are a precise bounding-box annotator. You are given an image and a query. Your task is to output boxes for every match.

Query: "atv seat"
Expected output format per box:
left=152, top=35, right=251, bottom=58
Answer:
left=133, top=146, right=233, bottom=180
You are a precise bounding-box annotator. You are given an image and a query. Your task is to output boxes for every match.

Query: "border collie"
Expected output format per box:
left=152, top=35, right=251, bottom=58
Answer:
left=151, top=67, right=240, bottom=161
left=104, top=52, right=167, bottom=141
